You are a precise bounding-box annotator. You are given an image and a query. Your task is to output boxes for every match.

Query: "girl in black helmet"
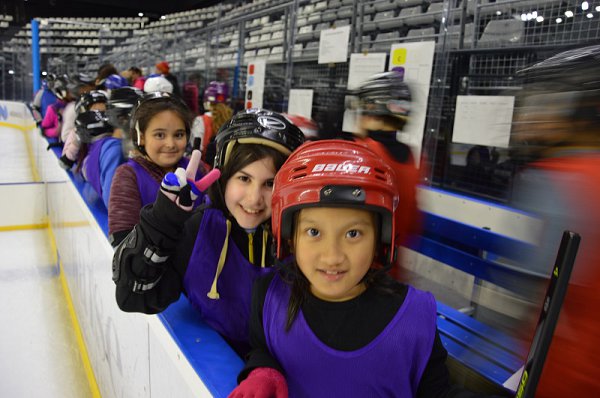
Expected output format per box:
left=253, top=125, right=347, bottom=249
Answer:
left=113, top=108, right=305, bottom=355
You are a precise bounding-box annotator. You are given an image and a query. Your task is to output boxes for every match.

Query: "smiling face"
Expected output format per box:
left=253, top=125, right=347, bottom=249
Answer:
left=224, top=157, right=277, bottom=229
left=294, top=207, right=377, bottom=302
left=139, top=110, right=187, bottom=171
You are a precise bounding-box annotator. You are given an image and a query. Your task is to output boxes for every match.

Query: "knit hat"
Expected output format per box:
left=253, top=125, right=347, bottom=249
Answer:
left=156, top=61, right=170, bottom=74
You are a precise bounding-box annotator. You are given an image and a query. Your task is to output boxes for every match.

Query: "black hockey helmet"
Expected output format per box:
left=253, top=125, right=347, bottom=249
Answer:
left=75, top=90, right=108, bottom=114
left=106, top=87, right=143, bottom=131
left=75, top=110, right=113, bottom=143
left=51, top=75, right=69, bottom=100
left=354, top=71, right=411, bottom=120
left=213, top=108, right=305, bottom=170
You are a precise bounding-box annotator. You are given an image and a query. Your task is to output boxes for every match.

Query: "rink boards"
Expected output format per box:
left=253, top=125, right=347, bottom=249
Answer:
left=1, top=100, right=241, bottom=398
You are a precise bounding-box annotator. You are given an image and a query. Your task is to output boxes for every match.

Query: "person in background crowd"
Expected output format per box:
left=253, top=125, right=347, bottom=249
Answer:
left=350, top=70, right=422, bottom=279
left=108, top=92, right=203, bottom=247
left=74, top=108, right=124, bottom=207
left=60, top=73, right=96, bottom=143
left=95, top=63, right=119, bottom=87
left=97, top=73, right=129, bottom=92
left=182, top=72, right=204, bottom=115
left=128, top=66, right=145, bottom=90
left=105, top=86, right=144, bottom=157
left=40, top=75, right=72, bottom=140
left=191, top=81, right=233, bottom=163
left=229, top=140, right=490, bottom=398
left=59, top=90, right=108, bottom=170
left=112, top=109, right=304, bottom=355
left=511, top=44, right=600, bottom=397
left=155, top=61, right=181, bottom=97
left=32, top=73, right=58, bottom=120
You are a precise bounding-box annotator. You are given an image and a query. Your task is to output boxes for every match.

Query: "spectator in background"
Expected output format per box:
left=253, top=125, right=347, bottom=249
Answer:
left=61, top=73, right=96, bottom=143
left=192, top=81, right=233, bottom=163
left=96, top=63, right=119, bottom=87
left=350, top=71, right=422, bottom=279
left=155, top=61, right=181, bottom=97
left=182, top=73, right=204, bottom=115
left=511, top=44, right=600, bottom=397
left=128, top=67, right=145, bottom=90
left=41, top=75, right=72, bottom=140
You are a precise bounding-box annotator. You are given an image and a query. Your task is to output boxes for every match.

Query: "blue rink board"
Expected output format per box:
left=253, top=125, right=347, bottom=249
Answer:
left=50, top=146, right=243, bottom=397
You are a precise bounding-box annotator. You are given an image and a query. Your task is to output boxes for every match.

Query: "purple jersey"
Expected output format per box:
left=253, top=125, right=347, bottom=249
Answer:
left=263, top=274, right=436, bottom=397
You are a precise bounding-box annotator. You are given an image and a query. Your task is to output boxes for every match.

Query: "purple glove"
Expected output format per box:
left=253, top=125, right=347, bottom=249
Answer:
left=160, top=149, right=221, bottom=211
left=228, top=368, right=288, bottom=398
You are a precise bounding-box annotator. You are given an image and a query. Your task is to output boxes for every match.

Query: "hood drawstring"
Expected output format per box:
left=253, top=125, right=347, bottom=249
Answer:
left=248, top=232, right=255, bottom=265
left=207, top=219, right=231, bottom=300
left=261, top=228, right=268, bottom=268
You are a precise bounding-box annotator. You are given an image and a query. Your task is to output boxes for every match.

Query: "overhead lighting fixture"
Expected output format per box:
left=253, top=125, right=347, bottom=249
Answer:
left=587, top=12, right=594, bottom=18
left=160, top=16, right=166, bottom=20
left=521, top=13, right=527, bottom=21
left=496, top=10, right=502, bottom=16
left=536, top=16, right=544, bottom=22
left=138, top=12, right=144, bottom=17
left=597, top=6, right=600, bottom=12
left=556, top=17, right=563, bottom=23
left=41, top=71, right=47, bottom=76
left=582, top=1, right=589, bottom=11
left=564, top=10, right=574, bottom=17
left=8, top=70, right=15, bottom=75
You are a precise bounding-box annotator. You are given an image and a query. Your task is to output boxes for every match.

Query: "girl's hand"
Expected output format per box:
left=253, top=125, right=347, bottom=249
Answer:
left=228, top=368, right=288, bottom=398
left=160, top=149, right=221, bottom=211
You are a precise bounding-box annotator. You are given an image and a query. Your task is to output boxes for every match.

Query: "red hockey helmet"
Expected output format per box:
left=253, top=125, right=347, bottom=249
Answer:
left=272, top=139, right=400, bottom=265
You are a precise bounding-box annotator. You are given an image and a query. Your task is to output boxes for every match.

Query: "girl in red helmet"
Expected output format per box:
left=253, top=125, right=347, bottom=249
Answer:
left=113, top=109, right=305, bottom=355
left=230, top=140, right=483, bottom=398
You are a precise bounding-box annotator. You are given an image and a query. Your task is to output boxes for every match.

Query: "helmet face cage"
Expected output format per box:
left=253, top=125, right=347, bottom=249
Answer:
left=107, top=87, right=143, bottom=131
left=271, top=140, right=399, bottom=265
left=356, top=71, right=411, bottom=119
left=75, top=110, right=112, bottom=143
left=51, top=76, right=69, bottom=100
left=75, top=90, right=108, bottom=114
left=213, top=108, right=305, bottom=170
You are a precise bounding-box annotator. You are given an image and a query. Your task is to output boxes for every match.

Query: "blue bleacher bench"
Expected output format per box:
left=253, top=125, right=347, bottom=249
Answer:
left=406, top=211, right=546, bottom=392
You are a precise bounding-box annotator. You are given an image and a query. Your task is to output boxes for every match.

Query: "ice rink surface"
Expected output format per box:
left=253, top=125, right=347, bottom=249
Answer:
left=0, top=124, right=91, bottom=397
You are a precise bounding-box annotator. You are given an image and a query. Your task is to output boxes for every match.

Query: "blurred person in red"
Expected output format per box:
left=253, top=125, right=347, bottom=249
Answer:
left=350, top=71, right=422, bottom=279
left=511, top=45, right=600, bottom=396
left=156, top=61, right=181, bottom=97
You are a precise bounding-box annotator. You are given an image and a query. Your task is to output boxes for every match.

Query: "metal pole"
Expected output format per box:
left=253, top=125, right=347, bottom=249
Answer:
left=31, top=19, right=41, bottom=95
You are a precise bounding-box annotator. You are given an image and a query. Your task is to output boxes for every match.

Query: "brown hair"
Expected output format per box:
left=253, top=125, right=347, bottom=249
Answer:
left=131, top=97, right=193, bottom=149
left=207, top=143, right=288, bottom=215
left=211, top=102, right=233, bottom=133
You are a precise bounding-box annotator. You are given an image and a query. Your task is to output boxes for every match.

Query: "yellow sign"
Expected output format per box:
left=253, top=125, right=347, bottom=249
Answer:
left=391, top=48, right=407, bottom=66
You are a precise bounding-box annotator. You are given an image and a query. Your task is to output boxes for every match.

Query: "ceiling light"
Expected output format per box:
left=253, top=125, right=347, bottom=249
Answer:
left=536, top=16, right=544, bottom=22
left=564, top=10, right=574, bottom=17
left=138, top=12, right=144, bottom=17
left=582, top=1, right=589, bottom=11
left=556, top=17, right=563, bottom=23
left=587, top=12, right=593, bottom=18
left=8, top=70, right=14, bottom=75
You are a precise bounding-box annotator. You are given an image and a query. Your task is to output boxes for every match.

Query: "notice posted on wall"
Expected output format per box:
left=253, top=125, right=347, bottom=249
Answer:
left=318, top=25, right=351, bottom=64
left=288, top=89, right=314, bottom=119
left=452, top=95, right=515, bottom=148
left=347, top=53, right=387, bottom=90
left=388, top=41, right=436, bottom=166
left=245, top=59, right=266, bottom=109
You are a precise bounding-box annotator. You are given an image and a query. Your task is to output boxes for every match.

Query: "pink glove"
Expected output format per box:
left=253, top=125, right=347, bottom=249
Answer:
left=228, top=368, right=288, bottom=398
left=160, top=149, right=221, bottom=211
